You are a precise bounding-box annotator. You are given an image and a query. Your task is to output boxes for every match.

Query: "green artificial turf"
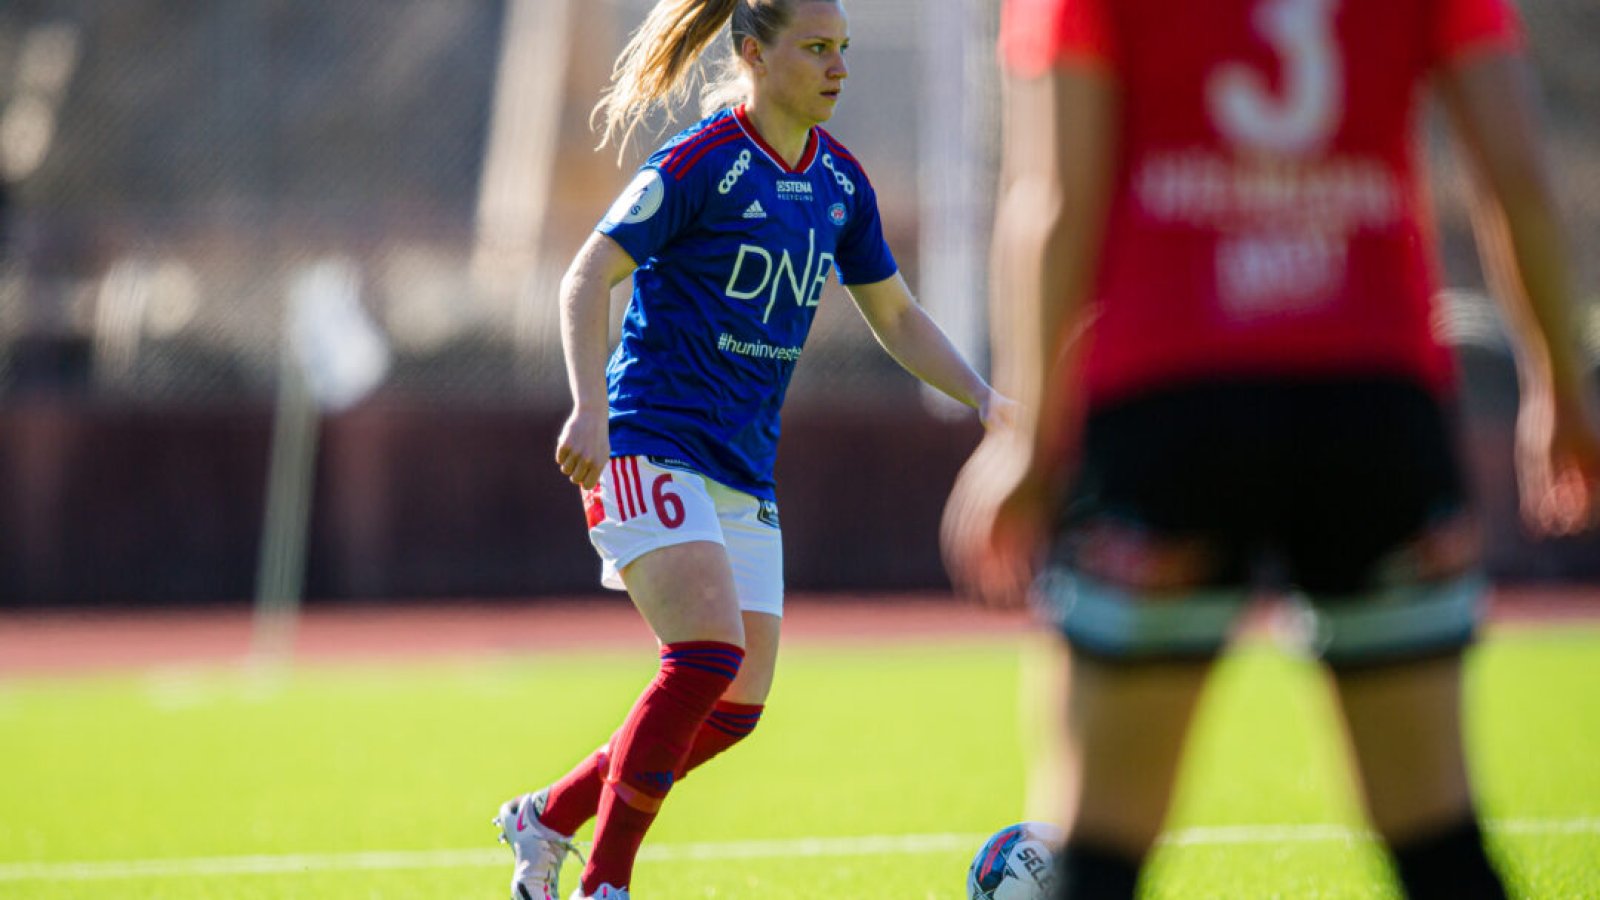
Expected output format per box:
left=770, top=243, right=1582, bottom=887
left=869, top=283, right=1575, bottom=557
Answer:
left=1, top=626, right=1595, bottom=898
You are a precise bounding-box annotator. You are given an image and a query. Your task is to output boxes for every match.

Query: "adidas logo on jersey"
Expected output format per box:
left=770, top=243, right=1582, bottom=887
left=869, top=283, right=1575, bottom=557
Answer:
left=743, top=200, right=767, bottom=220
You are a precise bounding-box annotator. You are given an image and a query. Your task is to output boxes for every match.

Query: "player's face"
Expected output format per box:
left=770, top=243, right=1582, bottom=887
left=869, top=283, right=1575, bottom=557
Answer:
left=756, top=1, right=849, bottom=127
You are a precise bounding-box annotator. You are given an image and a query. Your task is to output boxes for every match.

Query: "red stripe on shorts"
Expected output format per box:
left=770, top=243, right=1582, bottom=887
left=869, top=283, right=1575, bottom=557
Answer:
left=611, top=459, right=632, bottom=521
left=627, top=456, right=648, bottom=519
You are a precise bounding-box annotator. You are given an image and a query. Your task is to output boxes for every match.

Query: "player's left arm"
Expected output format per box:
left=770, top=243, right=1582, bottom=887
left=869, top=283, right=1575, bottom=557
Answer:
left=846, top=273, right=1012, bottom=428
left=1437, top=50, right=1600, bottom=533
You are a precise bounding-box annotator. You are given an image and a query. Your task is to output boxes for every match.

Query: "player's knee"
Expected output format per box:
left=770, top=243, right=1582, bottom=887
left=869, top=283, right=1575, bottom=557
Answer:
left=657, top=641, right=746, bottom=703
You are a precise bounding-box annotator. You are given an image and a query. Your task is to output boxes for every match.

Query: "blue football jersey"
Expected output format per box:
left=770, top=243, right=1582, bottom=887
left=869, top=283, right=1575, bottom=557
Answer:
left=596, top=105, right=898, bottom=501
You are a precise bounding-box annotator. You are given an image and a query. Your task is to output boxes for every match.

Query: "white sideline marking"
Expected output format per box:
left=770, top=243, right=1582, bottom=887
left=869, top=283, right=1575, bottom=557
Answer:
left=1159, top=824, right=1369, bottom=846
left=0, top=835, right=983, bottom=883
left=1, top=820, right=1594, bottom=882
left=1158, top=817, right=1600, bottom=847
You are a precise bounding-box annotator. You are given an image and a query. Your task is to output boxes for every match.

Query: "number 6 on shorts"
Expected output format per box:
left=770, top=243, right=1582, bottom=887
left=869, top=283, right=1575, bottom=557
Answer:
left=585, top=455, right=724, bottom=583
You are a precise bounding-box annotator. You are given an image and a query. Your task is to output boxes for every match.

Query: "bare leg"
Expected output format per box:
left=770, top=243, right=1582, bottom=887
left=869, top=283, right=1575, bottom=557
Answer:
left=1022, top=633, right=1070, bottom=825
left=1332, top=654, right=1474, bottom=843
left=622, top=540, right=744, bottom=648
left=1333, top=652, right=1509, bottom=898
left=1063, top=650, right=1213, bottom=857
left=534, top=582, right=779, bottom=840
left=724, top=610, right=781, bottom=704
left=577, top=540, right=747, bottom=894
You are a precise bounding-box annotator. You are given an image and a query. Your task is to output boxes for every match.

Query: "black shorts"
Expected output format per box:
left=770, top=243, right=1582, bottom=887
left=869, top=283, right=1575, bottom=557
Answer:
left=1040, top=377, right=1485, bottom=667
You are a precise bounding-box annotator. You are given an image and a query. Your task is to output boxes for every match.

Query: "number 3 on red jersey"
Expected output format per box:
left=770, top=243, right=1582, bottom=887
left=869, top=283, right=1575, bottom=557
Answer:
left=1208, top=0, right=1342, bottom=156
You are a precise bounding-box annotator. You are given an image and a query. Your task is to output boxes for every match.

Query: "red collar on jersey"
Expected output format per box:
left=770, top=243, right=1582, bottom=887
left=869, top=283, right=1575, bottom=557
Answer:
left=734, top=104, right=819, bottom=175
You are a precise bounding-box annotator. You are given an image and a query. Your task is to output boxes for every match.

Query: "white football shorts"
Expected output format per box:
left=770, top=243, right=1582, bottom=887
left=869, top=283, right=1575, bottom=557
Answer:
left=584, top=455, right=784, bottom=617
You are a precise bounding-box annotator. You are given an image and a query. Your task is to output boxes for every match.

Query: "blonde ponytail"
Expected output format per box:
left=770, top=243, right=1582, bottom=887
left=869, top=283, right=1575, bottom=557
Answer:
left=594, top=0, right=809, bottom=159
left=699, top=52, right=753, bottom=121
left=593, top=0, right=740, bottom=156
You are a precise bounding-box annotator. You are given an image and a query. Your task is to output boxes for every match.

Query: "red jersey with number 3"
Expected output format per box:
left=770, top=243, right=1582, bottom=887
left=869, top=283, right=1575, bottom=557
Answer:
left=999, top=0, right=1522, bottom=407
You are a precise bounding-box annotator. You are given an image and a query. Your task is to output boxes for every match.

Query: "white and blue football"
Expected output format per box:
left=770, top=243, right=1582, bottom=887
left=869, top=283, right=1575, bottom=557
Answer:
left=967, top=821, right=1063, bottom=900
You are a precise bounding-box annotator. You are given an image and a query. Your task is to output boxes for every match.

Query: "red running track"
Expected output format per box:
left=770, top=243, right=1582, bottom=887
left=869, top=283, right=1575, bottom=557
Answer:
left=0, top=589, right=1593, bottom=677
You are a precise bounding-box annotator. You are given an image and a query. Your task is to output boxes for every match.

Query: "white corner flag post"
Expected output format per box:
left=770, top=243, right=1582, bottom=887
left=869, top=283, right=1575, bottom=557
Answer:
left=918, top=0, right=995, bottom=419
left=252, top=257, right=391, bottom=668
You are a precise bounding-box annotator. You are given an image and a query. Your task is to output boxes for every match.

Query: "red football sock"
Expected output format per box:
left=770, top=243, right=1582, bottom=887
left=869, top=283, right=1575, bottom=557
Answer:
left=536, top=701, right=764, bottom=837
left=581, top=641, right=743, bottom=894
left=678, top=701, right=764, bottom=776
left=538, top=743, right=609, bottom=837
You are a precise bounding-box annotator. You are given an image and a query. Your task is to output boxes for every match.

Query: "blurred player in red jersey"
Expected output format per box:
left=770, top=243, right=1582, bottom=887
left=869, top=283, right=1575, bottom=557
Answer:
left=943, top=0, right=1600, bottom=896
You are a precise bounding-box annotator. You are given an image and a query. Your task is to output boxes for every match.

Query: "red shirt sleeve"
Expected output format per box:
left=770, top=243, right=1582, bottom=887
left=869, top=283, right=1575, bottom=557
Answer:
left=998, top=0, right=1115, bottom=78
left=1431, top=0, right=1524, bottom=67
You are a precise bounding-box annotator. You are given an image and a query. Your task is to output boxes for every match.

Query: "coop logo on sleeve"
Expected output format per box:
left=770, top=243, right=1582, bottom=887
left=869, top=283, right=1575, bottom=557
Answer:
left=604, top=169, right=665, bottom=226
left=719, top=150, right=752, bottom=195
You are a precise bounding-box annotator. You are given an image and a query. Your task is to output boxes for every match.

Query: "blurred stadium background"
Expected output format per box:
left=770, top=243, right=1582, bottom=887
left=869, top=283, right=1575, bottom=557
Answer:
left=0, top=0, right=1595, bottom=608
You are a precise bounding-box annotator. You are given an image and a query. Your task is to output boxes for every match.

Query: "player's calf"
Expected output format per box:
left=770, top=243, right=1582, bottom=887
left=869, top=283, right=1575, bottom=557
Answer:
left=581, top=641, right=745, bottom=895
left=677, top=700, right=763, bottom=776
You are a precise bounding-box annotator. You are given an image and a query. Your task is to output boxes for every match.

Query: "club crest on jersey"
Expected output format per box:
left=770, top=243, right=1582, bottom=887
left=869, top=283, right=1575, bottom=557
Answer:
left=828, top=203, right=847, bottom=227
left=603, top=169, right=665, bottom=225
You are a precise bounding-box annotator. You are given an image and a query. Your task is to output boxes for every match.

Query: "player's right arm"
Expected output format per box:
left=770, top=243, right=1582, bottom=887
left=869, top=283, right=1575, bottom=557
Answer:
left=556, top=231, right=639, bottom=490
left=1437, top=52, right=1600, bottom=535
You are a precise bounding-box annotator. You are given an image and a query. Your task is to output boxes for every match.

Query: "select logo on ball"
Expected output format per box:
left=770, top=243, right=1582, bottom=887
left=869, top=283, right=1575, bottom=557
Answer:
left=968, top=821, right=1063, bottom=900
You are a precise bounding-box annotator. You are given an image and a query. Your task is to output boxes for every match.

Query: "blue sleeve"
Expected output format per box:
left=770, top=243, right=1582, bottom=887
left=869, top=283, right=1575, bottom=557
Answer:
left=595, top=161, right=705, bottom=265
left=833, top=172, right=898, bottom=286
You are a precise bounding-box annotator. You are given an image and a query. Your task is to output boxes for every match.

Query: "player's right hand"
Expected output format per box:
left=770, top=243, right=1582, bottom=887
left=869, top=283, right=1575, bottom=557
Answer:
left=1516, top=384, right=1600, bottom=536
left=941, top=432, right=1055, bottom=611
left=555, top=407, right=610, bottom=490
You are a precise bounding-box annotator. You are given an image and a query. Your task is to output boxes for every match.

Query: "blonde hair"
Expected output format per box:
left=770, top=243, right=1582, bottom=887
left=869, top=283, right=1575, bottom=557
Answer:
left=593, top=0, right=813, bottom=157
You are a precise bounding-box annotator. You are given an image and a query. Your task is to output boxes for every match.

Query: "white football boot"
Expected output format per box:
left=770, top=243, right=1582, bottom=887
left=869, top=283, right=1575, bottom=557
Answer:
left=569, top=885, right=629, bottom=900
left=493, top=789, right=583, bottom=900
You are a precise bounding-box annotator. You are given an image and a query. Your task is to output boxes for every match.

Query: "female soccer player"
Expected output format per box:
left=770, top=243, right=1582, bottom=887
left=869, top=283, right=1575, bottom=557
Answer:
left=494, top=1, right=1007, bottom=897
left=944, top=0, right=1600, bottom=897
